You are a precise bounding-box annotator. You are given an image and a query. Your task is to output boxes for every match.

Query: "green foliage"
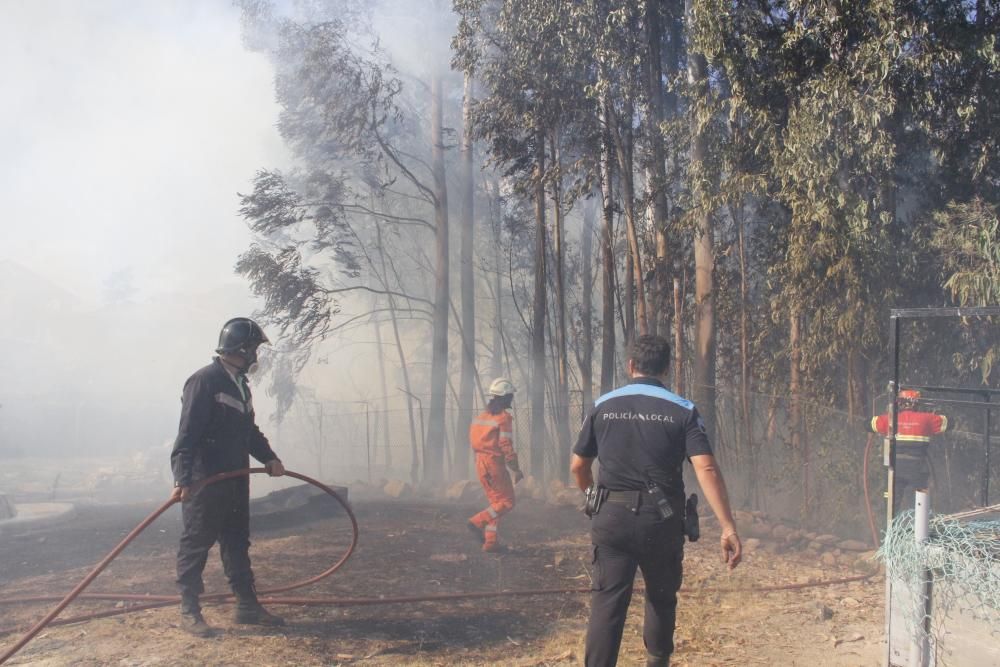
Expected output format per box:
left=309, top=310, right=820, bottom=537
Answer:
left=931, top=198, right=1000, bottom=382
left=932, top=199, right=1000, bottom=308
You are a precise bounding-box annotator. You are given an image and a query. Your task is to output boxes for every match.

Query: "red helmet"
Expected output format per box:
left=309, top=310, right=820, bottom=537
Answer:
left=899, top=389, right=921, bottom=400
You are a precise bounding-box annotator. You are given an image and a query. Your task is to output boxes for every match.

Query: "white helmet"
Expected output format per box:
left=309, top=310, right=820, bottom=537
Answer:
left=488, top=377, right=516, bottom=397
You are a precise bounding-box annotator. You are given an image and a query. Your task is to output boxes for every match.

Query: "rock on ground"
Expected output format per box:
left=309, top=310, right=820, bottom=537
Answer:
left=383, top=479, right=413, bottom=498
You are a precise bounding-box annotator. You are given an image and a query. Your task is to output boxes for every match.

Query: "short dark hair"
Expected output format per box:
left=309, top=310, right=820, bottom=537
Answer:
left=487, top=394, right=512, bottom=415
left=627, top=335, right=671, bottom=376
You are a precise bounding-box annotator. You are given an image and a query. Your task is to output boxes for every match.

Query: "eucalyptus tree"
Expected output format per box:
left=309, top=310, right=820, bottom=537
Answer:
left=237, top=0, right=456, bottom=482
left=455, top=0, right=598, bottom=479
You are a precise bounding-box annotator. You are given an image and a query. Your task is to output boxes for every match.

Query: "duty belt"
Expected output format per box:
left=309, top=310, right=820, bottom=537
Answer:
left=605, top=489, right=644, bottom=513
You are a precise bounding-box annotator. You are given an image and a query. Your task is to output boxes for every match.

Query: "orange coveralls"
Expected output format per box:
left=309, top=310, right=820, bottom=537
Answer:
left=468, top=410, right=517, bottom=550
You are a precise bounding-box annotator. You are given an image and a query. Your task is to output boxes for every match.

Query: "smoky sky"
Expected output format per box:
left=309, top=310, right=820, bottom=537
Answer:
left=0, top=0, right=291, bottom=458
left=0, top=0, right=288, bottom=305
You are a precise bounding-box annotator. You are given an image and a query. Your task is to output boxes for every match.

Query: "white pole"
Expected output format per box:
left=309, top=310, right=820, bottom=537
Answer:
left=908, top=490, right=931, bottom=667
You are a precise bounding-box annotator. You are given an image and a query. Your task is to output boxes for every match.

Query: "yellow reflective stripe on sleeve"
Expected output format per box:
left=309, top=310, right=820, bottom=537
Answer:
left=896, top=434, right=931, bottom=442
left=472, top=418, right=500, bottom=428
left=938, top=415, right=948, bottom=432
left=871, top=416, right=880, bottom=432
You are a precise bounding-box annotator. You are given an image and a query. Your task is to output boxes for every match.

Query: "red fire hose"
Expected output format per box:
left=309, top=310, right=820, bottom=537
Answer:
left=862, top=433, right=880, bottom=547
left=1, top=467, right=879, bottom=664
left=0, top=468, right=358, bottom=665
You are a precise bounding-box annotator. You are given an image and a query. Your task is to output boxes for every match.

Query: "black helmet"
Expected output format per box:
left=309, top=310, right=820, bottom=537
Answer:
left=216, top=317, right=269, bottom=367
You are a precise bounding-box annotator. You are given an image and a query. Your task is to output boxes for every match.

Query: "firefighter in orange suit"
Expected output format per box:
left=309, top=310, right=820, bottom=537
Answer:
left=467, top=378, right=524, bottom=552
left=872, top=389, right=948, bottom=504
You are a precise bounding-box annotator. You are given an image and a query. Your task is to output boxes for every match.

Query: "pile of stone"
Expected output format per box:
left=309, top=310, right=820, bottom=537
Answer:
left=728, top=510, right=879, bottom=572
left=545, top=480, right=584, bottom=507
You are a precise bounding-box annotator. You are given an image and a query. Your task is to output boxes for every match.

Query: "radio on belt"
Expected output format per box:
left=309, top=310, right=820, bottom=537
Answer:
left=645, top=481, right=673, bottom=520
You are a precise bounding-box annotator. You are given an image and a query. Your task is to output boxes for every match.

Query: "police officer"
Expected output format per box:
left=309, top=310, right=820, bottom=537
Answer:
left=570, top=335, right=742, bottom=667
left=170, top=317, right=286, bottom=637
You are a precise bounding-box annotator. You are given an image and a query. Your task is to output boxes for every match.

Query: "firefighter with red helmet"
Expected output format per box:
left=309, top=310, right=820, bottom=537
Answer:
left=871, top=389, right=948, bottom=505
left=466, top=378, right=524, bottom=553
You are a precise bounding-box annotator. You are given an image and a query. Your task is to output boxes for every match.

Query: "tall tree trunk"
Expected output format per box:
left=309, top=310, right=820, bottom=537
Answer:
left=789, top=308, right=805, bottom=517
left=645, top=0, right=670, bottom=337
left=625, top=246, right=636, bottom=346
left=550, top=131, right=572, bottom=481
left=736, top=204, right=755, bottom=503
left=599, top=98, right=617, bottom=394
left=612, top=110, right=648, bottom=338
left=373, top=319, right=392, bottom=472
left=487, top=178, right=504, bottom=380
left=379, top=227, right=420, bottom=484
left=493, top=240, right=504, bottom=381
left=530, top=128, right=548, bottom=481
left=673, top=276, right=684, bottom=394
left=581, top=193, right=596, bottom=409
left=686, top=0, right=716, bottom=443
left=847, top=349, right=868, bottom=424
left=424, top=70, right=450, bottom=484
left=455, top=71, right=476, bottom=479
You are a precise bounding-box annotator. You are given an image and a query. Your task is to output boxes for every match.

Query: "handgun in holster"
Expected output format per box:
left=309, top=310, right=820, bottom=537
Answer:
left=584, top=485, right=608, bottom=517
left=684, top=493, right=700, bottom=542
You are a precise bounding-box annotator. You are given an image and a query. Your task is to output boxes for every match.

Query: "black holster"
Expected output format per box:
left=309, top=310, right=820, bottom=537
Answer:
left=584, top=485, right=609, bottom=517
left=684, top=493, right=700, bottom=542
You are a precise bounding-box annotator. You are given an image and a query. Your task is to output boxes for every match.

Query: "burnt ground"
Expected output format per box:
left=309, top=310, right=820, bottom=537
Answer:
left=0, top=496, right=883, bottom=666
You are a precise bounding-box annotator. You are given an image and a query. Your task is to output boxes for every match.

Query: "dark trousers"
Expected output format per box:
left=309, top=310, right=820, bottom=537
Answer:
left=893, top=450, right=931, bottom=513
left=585, top=501, right=685, bottom=667
left=176, top=477, right=254, bottom=597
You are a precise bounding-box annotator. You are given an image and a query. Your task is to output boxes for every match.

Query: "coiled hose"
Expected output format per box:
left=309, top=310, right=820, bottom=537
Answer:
left=0, top=467, right=358, bottom=665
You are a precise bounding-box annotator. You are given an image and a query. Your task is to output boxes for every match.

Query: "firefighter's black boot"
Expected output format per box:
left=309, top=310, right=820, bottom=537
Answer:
left=646, top=653, right=670, bottom=667
left=233, top=582, right=286, bottom=627
left=179, top=593, right=215, bottom=638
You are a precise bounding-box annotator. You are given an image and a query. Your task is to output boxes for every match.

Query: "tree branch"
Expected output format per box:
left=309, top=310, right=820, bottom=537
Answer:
left=374, top=125, right=438, bottom=205
left=321, top=284, right=433, bottom=307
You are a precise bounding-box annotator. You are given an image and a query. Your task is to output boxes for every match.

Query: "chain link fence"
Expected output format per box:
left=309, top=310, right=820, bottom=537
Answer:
left=273, top=387, right=998, bottom=541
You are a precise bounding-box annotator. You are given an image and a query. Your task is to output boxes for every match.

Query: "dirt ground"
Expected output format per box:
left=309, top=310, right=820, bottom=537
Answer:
left=0, top=494, right=884, bottom=666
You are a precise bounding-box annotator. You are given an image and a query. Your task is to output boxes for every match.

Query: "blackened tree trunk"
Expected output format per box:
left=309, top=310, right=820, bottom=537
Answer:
left=424, top=70, right=450, bottom=484
left=599, top=102, right=617, bottom=394
left=530, top=128, right=548, bottom=480
left=581, top=193, right=596, bottom=409
left=673, top=276, right=684, bottom=395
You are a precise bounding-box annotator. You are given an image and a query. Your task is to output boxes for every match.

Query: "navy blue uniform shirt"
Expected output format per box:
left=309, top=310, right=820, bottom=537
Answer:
left=170, top=358, right=278, bottom=487
left=572, top=377, right=712, bottom=502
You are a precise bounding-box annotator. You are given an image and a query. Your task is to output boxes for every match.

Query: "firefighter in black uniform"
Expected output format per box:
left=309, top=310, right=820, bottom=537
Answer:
left=570, top=335, right=742, bottom=667
left=170, top=317, right=286, bottom=637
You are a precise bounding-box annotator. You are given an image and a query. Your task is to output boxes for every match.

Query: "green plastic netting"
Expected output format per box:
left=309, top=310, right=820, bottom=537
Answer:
left=879, top=510, right=1000, bottom=654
